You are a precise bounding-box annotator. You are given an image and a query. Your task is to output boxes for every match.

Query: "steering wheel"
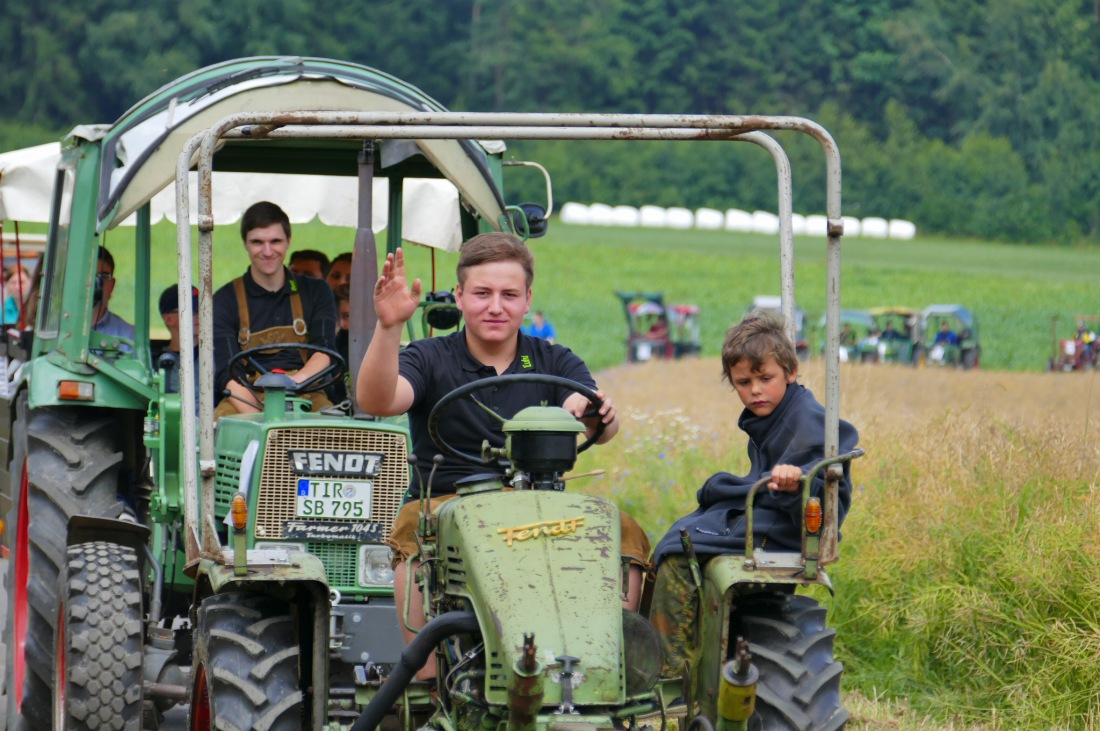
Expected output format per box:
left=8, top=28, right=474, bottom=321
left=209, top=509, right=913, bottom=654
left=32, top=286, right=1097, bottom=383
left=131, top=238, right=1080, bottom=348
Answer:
left=427, top=373, right=606, bottom=467
left=227, top=342, right=347, bottom=400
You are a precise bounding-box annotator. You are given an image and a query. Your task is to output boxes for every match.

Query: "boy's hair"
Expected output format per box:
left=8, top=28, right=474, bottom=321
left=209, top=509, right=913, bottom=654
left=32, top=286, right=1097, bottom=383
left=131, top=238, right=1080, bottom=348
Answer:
left=332, top=283, right=350, bottom=304
left=289, top=249, right=331, bottom=277
left=456, top=232, right=534, bottom=289
left=331, top=252, right=353, bottom=266
left=241, top=201, right=292, bottom=241
left=721, top=312, right=799, bottom=383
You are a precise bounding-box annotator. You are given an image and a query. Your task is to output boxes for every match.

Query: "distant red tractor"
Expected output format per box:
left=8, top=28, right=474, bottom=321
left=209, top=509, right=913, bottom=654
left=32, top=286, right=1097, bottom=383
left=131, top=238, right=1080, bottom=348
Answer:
left=1049, top=315, right=1100, bottom=371
left=616, top=291, right=701, bottom=362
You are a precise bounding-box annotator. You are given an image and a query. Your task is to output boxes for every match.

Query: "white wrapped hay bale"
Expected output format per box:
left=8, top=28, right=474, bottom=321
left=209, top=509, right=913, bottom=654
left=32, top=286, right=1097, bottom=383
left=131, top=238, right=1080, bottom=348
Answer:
left=889, top=219, right=917, bottom=239
left=588, top=203, right=615, bottom=226
left=612, top=205, right=640, bottom=227
left=842, top=216, right=861, bottom=237
left=640, top=205, right=667, bottom=228
left=790, top=213, right=807, bottom=236
left=725, top=209, right=754, bottom=232
left=695, top=207, right=723, bottom=230
left=559, top=201, right=590, bottom=225
left=753, top=210, right=780, bottom=235
left=861, top=217, right=889, bottom=238
left=805, top=215, right=829, bottom=237
left=666, top=207, right=694, bottom=229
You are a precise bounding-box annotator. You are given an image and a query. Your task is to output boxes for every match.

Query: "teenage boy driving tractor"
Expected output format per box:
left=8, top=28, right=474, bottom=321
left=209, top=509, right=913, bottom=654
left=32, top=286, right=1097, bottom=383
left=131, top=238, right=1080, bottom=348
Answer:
left=357, top=232, right=651, bottom=678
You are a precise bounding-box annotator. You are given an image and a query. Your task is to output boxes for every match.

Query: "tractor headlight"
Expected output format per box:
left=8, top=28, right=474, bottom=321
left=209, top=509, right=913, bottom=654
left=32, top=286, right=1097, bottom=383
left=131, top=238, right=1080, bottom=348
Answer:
left=359, top=545, right=395, bottom=586
left=255, top=541, right=307, bottom=556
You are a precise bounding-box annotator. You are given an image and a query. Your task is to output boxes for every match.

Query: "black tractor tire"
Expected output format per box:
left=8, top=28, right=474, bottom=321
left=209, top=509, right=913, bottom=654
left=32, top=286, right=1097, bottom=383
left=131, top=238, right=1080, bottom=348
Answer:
left=962, top=348, right=979, bottom=370
left=190, top=592, right=304, bottom=731
left=732, top=592, right=847, bottom=731
left=54, top=542, right=144, bottom=731
left=4, top=403, right=125, bottom=731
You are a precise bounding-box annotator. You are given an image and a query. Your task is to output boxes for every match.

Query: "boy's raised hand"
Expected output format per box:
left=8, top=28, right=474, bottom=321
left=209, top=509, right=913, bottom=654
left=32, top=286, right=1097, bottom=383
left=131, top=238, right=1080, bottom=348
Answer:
left=374, top=248, right=422, bottom=329
left=768, top=464, right=802, bottom=493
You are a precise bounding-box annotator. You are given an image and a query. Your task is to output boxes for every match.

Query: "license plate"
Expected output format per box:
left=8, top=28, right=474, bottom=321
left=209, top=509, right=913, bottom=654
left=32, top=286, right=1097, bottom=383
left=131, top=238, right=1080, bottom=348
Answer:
left=296, top=479, right=372, bottom=519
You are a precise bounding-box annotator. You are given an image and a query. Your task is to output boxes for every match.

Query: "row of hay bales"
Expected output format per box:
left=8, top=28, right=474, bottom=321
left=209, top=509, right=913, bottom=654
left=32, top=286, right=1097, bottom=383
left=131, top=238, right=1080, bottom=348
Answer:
left=558, top=202, right=917, bottom=239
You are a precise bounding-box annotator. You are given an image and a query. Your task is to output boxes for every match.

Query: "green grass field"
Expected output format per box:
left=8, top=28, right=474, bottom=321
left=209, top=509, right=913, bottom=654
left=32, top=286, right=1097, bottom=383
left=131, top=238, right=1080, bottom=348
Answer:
left=105, top=218, right=1100, bottom=372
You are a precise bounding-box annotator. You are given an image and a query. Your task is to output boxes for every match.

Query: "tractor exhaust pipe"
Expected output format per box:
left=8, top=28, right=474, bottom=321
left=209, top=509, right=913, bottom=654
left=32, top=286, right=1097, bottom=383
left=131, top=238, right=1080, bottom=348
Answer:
left=350, top=611, right=479, bottom=731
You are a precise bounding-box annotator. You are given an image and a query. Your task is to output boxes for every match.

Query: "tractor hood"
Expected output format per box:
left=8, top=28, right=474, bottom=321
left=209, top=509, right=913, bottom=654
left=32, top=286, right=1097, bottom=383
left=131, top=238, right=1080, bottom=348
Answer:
left=435, top=490, right=626, bottom=708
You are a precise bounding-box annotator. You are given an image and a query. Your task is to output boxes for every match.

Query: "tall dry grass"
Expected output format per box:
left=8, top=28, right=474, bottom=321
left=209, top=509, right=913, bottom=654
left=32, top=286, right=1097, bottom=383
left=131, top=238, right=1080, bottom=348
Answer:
left=573, top=358, right=1100, bottom=730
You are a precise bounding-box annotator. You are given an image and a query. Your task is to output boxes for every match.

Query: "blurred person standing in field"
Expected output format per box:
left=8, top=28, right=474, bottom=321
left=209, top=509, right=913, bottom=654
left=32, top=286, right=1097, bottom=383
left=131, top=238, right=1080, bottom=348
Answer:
left=648, top=312, right=859, bottom=677
left=522, top=309, right=556, bottom=343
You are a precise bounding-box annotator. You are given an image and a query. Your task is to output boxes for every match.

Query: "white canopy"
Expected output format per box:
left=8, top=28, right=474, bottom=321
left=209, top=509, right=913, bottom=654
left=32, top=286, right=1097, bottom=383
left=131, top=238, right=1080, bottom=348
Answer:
left=0, top=143, right=466, bottom=251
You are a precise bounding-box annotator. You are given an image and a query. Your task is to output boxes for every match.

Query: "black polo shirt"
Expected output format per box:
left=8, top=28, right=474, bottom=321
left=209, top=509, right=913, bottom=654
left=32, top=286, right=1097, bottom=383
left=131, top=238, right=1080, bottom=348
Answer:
left=213, top=268, right=337, bottom=394
left=399, top=330, right=596, bottom=497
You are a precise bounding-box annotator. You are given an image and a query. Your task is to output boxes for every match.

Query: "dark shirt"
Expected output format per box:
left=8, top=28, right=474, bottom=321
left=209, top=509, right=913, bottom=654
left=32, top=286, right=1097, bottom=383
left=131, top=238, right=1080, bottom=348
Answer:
left=398, top=330, right=595, bottom=497
left=652, top=383, right=859, bottom=565
left=213, top=268, right=337, bottom=394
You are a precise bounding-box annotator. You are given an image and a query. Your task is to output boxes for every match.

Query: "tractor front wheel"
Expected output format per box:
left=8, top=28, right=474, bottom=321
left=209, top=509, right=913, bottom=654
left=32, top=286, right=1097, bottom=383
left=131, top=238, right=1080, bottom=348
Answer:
left=53, top=542, right=145, bottom=730
left=4, top=403, right=125, bottom=731
left=190, top=592, right=304, bottom=731
left=732, top=592, right=847, bottom=731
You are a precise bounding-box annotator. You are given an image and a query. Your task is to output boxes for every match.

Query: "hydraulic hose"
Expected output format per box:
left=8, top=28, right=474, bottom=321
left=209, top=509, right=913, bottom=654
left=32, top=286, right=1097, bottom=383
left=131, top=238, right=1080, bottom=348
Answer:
left=350, top=611, right=480, bottom=731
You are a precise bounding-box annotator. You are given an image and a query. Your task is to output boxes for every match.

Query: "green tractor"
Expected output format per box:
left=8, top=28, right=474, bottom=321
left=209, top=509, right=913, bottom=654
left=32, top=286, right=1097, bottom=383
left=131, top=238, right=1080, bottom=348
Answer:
left=857, top=307, right=919, bottom=364
left=0, top=57, right=545, bottom=730
left=3, top=56, right=862, bottom=731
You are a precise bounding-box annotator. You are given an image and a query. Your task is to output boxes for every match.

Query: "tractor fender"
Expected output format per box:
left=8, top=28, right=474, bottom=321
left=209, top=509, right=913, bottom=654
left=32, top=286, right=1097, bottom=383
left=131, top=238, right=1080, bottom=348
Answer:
left=66, top=514, right=151, bottom=555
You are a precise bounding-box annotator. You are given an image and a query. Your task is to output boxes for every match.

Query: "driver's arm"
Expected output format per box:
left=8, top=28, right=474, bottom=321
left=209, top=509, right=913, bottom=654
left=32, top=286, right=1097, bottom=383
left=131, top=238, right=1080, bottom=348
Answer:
left=357, top=323, right=415, bottom=416
left=357, top=249, right=421, bottom=416
left=563, top=390, right=619, bottom=445
left=292, top=351, right=332, bottom=385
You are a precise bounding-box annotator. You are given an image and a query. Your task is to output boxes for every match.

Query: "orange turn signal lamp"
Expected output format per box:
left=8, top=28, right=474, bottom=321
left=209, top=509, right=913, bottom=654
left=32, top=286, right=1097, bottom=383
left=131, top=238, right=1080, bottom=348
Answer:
left=58, top=380, right=95, bottom=401
left=231, top=493, right=248, bottom=531
left=805, top=497, right=822, bottom=534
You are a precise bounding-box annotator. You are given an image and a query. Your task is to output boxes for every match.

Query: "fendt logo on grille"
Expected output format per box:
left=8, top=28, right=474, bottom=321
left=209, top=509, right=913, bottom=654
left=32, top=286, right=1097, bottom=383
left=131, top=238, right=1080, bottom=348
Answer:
left=288, top=450, right=385, bottom=477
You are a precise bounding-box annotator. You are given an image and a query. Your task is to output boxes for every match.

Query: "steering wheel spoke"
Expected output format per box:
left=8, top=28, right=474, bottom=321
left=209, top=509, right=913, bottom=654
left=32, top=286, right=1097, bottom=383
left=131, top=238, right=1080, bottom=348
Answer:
left=227, top=342, right=347, bottom=400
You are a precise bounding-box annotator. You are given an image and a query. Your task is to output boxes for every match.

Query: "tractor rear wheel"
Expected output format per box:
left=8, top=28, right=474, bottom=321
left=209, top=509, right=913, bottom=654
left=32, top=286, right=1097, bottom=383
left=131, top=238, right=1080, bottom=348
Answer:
left=4, top=403, right=125, bottom=731
left=190, top=592, right=304, bottom=731
left=732, top=592, right=847, bottom=731
left=53, top=541, right=144, bottom=730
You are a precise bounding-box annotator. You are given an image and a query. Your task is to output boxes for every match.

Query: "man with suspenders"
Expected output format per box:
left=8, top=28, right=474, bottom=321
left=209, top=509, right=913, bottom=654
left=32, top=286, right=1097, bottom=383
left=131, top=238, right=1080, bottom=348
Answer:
left=212, top=201, right=338, bottom=417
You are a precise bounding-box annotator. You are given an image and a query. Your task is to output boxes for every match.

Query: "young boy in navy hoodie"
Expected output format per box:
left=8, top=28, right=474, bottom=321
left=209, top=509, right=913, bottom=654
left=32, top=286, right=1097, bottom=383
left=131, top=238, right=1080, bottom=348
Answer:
left=648, top=313, right=859, bottom=675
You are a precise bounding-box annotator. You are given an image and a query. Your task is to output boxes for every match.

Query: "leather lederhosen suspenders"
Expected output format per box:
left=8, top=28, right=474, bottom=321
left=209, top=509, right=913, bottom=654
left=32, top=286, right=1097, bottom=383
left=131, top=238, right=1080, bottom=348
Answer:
left=232, top=274, right=310, bottom=369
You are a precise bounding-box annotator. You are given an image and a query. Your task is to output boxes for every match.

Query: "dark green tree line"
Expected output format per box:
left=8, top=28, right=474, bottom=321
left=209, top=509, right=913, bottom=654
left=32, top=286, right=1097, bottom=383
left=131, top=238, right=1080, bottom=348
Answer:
left=0, top=0, right=1097, bottom=243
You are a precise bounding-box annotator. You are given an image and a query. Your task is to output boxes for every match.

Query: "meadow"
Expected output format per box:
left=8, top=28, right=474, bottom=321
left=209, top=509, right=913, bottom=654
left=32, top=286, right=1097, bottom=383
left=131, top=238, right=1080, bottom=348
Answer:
left=106, top=219, right=1100, bottom=372
left=103, top=219, right=1100, bottom=728
left=581, top=358, right=1100, bottom=730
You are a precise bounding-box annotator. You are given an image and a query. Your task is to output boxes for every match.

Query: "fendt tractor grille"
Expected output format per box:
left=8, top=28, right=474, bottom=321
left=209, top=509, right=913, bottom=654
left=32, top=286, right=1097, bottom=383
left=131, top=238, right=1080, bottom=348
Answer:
left=214, top=452, right=244, bottom=516
left=255, top=427, right=408, bottom=542
left=307, top=542, right=358, bottom=586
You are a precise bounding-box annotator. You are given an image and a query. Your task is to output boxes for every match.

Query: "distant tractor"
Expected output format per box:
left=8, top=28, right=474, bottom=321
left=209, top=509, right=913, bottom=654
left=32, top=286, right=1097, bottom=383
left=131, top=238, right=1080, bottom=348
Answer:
left=1049, top=315, right=1100, bottom=371
left=616, top=291, right=701, bottom=362
left=917, top=304, right=980, bottom=369
left=857, top=307, right=920, bottom=364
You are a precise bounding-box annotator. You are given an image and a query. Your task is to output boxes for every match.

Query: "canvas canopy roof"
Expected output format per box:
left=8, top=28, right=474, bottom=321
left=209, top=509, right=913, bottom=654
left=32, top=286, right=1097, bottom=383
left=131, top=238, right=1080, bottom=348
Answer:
left=0, top=142, right=472, bottom=251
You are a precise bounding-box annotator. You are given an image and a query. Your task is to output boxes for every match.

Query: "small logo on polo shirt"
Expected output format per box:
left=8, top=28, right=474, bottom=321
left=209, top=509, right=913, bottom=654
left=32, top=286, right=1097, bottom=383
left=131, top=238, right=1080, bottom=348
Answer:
left=520, top=355, right=533, bottom=369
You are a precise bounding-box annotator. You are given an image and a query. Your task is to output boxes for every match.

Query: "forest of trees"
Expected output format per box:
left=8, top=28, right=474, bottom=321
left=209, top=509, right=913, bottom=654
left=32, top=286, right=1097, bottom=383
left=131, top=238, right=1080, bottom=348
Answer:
left=1, top=0, right=1097, bottom=244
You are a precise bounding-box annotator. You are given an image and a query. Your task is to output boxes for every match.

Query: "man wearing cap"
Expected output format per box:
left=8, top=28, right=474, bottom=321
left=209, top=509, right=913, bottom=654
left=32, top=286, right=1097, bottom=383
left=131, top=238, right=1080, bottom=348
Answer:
left=212, top=201, right=337, bottom=416
left=157, top=284, right=200, bottom=403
